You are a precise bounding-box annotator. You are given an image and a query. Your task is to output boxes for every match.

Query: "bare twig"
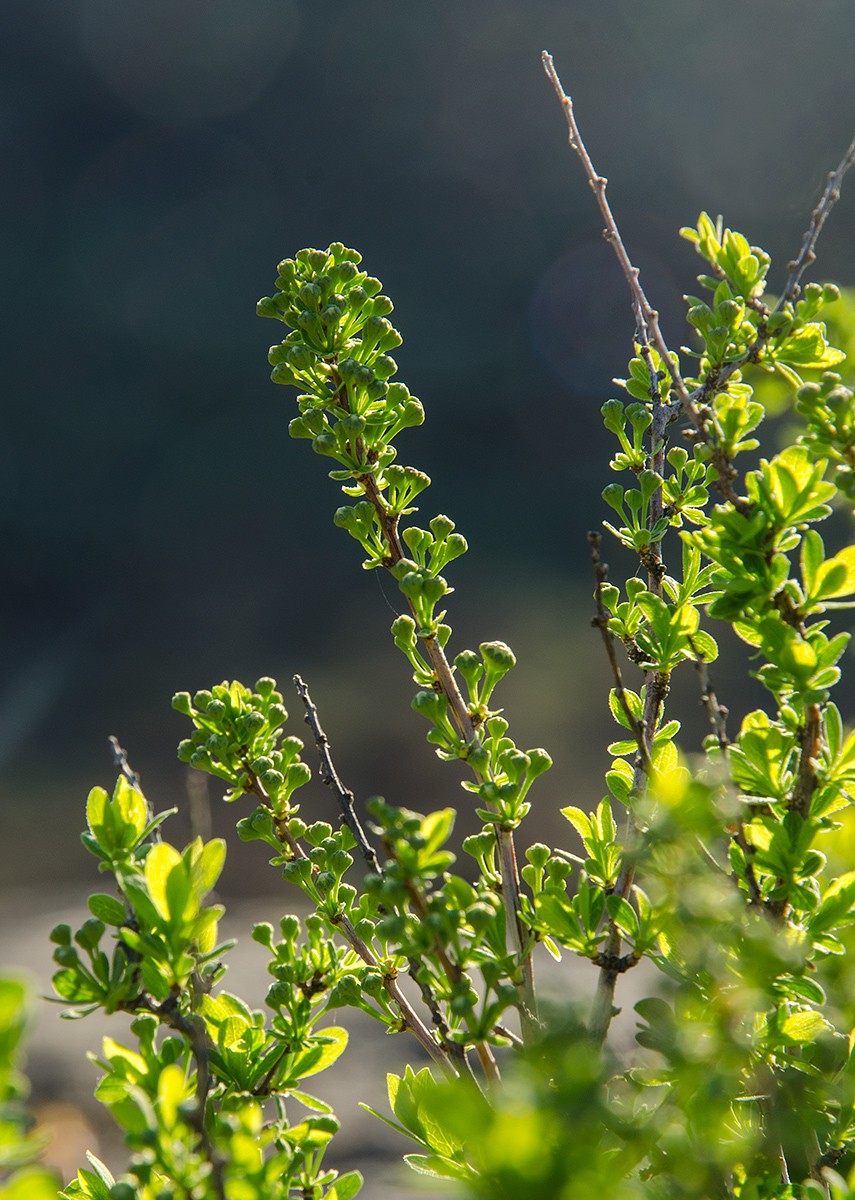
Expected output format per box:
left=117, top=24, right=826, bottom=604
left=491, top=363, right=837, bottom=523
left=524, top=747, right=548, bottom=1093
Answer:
left=541, top=53, right=695, bottom=425
left=293, top=674, right=383, bottom=874
left=781, top=131, right=855, bottom=305
left=292, top=678, right=487, bottom=1079
left=333, top=912, right=456, bottom=1076
left=588, top=532, right=653, bottom=775
left=109, top=735, right=142, bottom=790
left=687, top=636, right=729, bottom=753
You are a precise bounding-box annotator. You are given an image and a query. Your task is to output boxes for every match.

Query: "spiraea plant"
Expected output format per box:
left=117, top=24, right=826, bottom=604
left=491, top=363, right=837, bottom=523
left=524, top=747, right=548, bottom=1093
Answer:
left=34, top=53, right=855, bottom=1200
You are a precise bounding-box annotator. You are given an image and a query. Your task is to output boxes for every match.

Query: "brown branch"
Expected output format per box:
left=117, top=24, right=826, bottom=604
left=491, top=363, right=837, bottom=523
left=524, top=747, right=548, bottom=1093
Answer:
left=132, top=994, right=226, bottom=1200
left=541, top=54, right=697, bottom=430
left=588, top=532, right=653, bottom=775
left=732, top=823, right=764, bottom=908
left=687, top=635, right=729, bottom=753
left=292, top=674, right=384, bottom=874
left=781, top=131, right=855, bottom=306
left=243, top=770, right=308, bottom=861
left=791, top=702, right=821, bottom=820
left=332, top=912, right=457, bottom=1077
left=354, top=432, right=535, bottom=1041
left=589, top=669, right=667, bottom=1047
left=109, top=735, right=142, bottom=791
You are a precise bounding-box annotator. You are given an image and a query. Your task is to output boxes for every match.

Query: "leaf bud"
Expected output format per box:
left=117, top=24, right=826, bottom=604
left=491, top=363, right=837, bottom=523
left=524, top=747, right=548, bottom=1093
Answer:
left=306, top=250, right=329, bottom=273
left=312, top=433, right=339, bottom=457
left=314, top=871, right=336, bottom=893
left=251, top=922, right=275, bottom=948
left=412, top=690, right=448, bottom=725
left=360, top=969, right=385, bottom=995
left=391, top=614, right=417, bottom=645
left=601, top=399, right=625, bottom=432
left=286, top=344, right=316, bottom=371
left=372, top=355, right=398, bottom=380
left=602, top=483, right=625, bottom=514
left=822, top=284, right=841, bottom=304
left=347, top=285, right=368, bottom=309
left=370, top=295, right=394, bottom=316
left=525, top=844, right=551, bottom=872
left=257, top=296, right=285, bottom=319
left=328, top=975, right=362, bottom=1008
left=108, top=1184, right=137, bottom=1200
left=480, top=641, right=516, bottom=673
left=171, top=692, right=193, bottom=716
left=626, top=403, right=652, bottom=431
left=362, top=277, right=383, bottom=297
left=298, top=285, right=322, bottom=312
left=526, top=748, right=553, bottom=778
left=50, top=923, right=72, bottom=946
left=260, top=770, right=284, bottom=791
left=177, top=740, right=195, bottom=763
left=193, top=691, right=213, bottom=711
left=281, top=858, right=311, bottom=884
left=429, top=514, right=455, bottom=541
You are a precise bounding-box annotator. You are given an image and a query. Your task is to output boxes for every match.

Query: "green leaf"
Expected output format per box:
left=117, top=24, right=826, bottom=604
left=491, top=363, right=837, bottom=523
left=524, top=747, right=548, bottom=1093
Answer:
left=606, top=894, right=639, bottom=939
left=287, top=1089, right=334, bottom=1114
left=560, top=807, right=592, bottom=840
left=87, top=895, right=127, bottom=926
left=780, top=1010, right=831, bottom=1044
left=403, top=1154, right=471, bottom=1181
left=144, top=844, right=183, bottom=921
left=293, top=1028, right=348, bottom=1080
left=326, top=1170, right=364, bottom=1200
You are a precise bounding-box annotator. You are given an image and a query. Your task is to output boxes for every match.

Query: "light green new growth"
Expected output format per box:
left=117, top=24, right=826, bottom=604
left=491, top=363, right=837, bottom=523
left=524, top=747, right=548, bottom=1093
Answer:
left=19, top=53, right=855, bottom=1200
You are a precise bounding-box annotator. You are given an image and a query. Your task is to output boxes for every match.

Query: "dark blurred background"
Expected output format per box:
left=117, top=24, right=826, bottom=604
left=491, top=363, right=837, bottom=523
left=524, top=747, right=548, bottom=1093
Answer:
left=3, top=0, right=855, bottom=1187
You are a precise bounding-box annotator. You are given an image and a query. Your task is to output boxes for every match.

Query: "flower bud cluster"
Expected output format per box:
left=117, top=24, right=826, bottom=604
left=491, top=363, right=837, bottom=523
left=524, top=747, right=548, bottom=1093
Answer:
left=173, top=679, right=309, bottom=816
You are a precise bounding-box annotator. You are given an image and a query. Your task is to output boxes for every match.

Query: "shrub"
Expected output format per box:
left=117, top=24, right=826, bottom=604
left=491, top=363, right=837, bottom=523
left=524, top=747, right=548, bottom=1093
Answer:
left=6, top=53, right=855, bottom=1200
